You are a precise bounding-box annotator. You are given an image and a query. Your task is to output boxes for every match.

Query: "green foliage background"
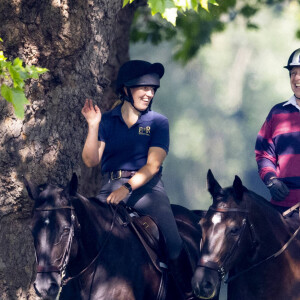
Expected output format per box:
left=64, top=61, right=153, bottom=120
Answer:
left=130, top=2, right=300, bottom=210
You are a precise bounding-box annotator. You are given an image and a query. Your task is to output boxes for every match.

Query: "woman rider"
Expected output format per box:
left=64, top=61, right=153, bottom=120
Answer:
left=81, top=60, right=193, bottom=299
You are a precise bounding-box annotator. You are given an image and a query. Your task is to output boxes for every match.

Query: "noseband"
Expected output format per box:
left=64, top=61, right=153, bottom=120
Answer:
left=34, top=206, right=76, bottom=278
left=198, top=206, right=256, bottom=281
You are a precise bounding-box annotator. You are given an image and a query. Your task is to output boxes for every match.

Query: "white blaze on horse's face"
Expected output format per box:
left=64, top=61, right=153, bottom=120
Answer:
left=212, top=213, right=222, bottom=225
left=202, top=213, right=226, bottom=262
left=40, top=218, right=51, bottom=257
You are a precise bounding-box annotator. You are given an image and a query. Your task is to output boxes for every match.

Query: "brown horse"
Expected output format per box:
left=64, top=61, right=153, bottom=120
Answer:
left=25, top=173, right=210, bottom=300
left=192, top=170, right=300, bottom=300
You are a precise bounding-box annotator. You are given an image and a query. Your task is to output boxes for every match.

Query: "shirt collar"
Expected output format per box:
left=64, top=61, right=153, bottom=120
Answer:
left=283, top=95, right=300, bottom=111
left=111, top=103, right=150, bottom=124
left=111, top=104, right=122, bottom=117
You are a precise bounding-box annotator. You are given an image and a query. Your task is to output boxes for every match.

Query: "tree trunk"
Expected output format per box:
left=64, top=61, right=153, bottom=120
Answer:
left=0, top=0, right=143, bottom=298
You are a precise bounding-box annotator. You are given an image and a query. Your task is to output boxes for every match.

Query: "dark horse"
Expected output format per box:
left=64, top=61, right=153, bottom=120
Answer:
left=192, top=170, right=300, bottom=300
left=25, top=173, right=211, bottom=300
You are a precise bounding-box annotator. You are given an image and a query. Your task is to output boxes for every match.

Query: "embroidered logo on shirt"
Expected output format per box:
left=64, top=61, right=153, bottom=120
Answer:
left=139, top=126, right=151, bottom=136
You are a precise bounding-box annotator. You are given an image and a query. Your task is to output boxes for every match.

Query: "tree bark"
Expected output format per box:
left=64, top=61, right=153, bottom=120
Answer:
left=0, top=0, right=143, bottom=298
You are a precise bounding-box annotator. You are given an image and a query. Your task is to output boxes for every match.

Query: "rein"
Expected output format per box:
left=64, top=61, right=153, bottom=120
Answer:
left=199, top=205, right=300, bottom=284
left=226, top=204, right=300, bottom=283
left=61, top=201, right=120, bottom=286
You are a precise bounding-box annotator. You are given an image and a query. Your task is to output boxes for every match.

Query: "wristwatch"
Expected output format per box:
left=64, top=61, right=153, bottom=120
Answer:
left=122, top=182, right=133, bottom=193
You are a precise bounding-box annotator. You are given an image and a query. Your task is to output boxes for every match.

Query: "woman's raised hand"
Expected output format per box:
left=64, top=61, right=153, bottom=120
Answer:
left=81, top=99, right=102, bottom=126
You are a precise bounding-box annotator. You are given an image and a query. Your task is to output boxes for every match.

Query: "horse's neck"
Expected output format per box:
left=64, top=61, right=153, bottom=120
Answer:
left=77, top=195, right=112, bottom=236
left=248, top=193, right=290, bottom=243
left=245, top=193, right=300, bottom=267
left=74, top=196, right=114, bottom=258
left=229, top=194, right=300, bottom=299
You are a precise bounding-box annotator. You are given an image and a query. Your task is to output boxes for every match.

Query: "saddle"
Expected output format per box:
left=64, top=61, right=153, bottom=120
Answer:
left=116, top=204, right=168, bottom=273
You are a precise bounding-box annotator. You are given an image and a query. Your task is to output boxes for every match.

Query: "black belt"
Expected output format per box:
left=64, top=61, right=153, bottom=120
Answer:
left=106, top=170, right=137, bottom=180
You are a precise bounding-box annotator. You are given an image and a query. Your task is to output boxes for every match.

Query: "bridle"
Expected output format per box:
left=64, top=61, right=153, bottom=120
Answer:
left=33, top=200, right=121, bottom=289
left=197, top=206, right=257, bottom=282
left=198, top=204, right=300, bottom=284
left=34, top=205, right=76, bottom=278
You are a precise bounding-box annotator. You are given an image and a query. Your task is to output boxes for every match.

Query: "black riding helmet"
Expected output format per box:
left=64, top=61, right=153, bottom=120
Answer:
left=116, top=60, right=165, bottom=112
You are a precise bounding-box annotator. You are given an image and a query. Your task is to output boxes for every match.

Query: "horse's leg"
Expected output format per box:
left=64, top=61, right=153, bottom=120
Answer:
left=169, top=246, right=195, bottom=299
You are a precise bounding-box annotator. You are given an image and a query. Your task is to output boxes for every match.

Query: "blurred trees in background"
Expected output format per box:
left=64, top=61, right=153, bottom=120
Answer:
left=131, top=0, right=298, bottom=63
left=130, top=1, right=300, bottom=209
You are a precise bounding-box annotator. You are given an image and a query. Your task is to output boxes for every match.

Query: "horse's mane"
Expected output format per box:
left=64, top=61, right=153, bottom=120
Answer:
left=244, top=189, right=286, bottom=222
left=75, top=193, right=109, bottom=211
left=74, top=193, right=118, bottom=228
left=245, top=189, right=274, bottom=208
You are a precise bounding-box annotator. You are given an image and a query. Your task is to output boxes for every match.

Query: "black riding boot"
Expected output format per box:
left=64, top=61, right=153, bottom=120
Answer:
left=169, top=245, right=195, bottom=300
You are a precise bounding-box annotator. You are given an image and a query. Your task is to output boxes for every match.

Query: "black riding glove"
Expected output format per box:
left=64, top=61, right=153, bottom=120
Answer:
left=267, top=178, right=289, bottom=201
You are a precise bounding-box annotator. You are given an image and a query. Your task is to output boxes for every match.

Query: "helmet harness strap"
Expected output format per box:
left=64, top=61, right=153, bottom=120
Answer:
left=122, top=86, right=153, bottom=114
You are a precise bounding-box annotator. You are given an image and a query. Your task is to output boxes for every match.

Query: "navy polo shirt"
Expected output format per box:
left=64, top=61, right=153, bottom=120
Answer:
left=98, top=104, right=169, bottom=173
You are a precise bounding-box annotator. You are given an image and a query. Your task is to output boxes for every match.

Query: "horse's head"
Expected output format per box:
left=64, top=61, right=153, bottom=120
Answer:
left=25, top=173, right=79, bottom=300
left=192, top=170, right=255, bottom=299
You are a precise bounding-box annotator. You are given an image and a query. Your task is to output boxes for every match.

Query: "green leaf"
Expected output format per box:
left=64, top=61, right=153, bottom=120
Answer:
left=122, top=0, right=135, bottom=7
left=27, top=65, right=48, bottom=77
left=147, top=0, right=179, bottom=24
left=1, top=85, right=29, bottom=118
left=162, top=8, right=178, bottom=25
left=148, top=0, right=166, bottom=15
left=240, top=5, right=258, bottom=18
left=0, top=51, right=7, bottom=61
left=208, top=0, right=218, bottom=6
left=191, top=0, right=199, bottom=10
left=246, top=22, right=259, bottom=30
left=10, top=87, right=29, bottom=119
left=35, top=66, right=48, bottom=73
left=13, top=57, right=23, bottom=68
left=1, top=84, right=13, bottom=103
left=200, top=0, right=209, bottom=11
left=8, top=64, right=26, bottom=88
left=173, top=0, right=194, bottom=10
left=24, top=65, right=48, bottom=79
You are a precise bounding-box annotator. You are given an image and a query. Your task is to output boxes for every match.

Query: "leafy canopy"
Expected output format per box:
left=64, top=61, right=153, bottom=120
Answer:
left=125, top=0, right=293, bottom=63
left=0, top=38, right=48, bottom=119
left=124, top=0, right=218, bottom=25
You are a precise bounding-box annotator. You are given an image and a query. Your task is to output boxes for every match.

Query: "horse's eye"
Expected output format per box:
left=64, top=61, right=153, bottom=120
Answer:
left=229, top=226, right=241, bottom=236
left=63, top=227, right=70, bottom=233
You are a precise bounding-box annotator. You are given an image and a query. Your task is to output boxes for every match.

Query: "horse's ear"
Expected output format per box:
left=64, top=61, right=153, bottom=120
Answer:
left=233, top=175, right=246, bottom=201
left=207, top=169, right=222, bottom=198
left=23, top=177, right=39, bottom=200
left=67, top=173, right=78, bottom=196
